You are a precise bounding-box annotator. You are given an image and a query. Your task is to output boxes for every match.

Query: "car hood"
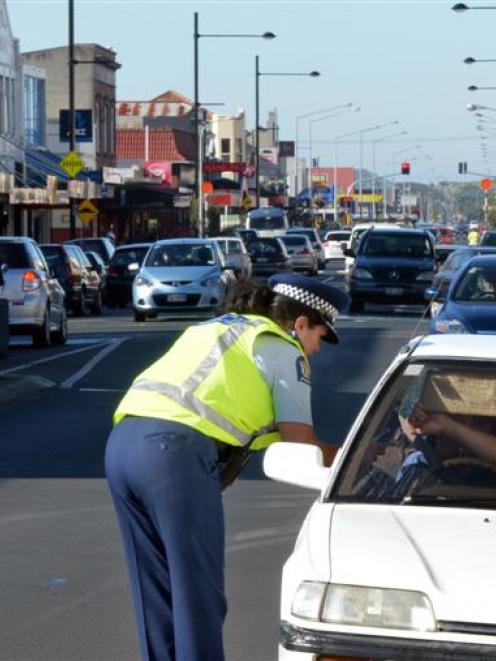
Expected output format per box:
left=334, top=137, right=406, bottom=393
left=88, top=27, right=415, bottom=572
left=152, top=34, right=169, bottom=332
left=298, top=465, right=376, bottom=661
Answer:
left=141, top=265, right=220, bottom=281
left=326, top=504, right=496, bottom=623
left=443, top=300, right=496, bottom=332
left=356, top=255, right=435, bottom=270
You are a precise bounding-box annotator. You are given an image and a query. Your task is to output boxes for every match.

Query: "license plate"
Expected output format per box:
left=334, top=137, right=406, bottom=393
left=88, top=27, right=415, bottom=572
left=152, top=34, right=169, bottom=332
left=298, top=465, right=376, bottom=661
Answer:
left=385, top=287, right=403, bottom=296
left=256, top=258, right=268, bottom=263
left=167, top=294, right=187, bottom=303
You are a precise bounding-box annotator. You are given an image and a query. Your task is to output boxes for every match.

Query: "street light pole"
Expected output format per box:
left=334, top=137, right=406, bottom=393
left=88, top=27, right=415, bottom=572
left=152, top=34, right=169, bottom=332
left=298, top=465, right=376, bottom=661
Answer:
left=371, top=130, right=407, bottom=219
left=68, top=0, right=76, bottom=239
left=255, top=61, right=320, bottom=208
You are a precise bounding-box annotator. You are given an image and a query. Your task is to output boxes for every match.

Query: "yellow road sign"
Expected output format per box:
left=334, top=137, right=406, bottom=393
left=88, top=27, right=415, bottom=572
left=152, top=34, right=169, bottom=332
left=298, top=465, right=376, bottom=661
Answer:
left=60, top=151, right=85, bottom=178
left=242, top=192, right=252, bottom=210
left=78, top=199, right=99, bottom=224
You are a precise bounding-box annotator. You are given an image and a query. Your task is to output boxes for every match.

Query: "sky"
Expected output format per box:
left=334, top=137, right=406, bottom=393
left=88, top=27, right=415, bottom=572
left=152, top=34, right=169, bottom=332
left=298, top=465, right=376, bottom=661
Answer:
left=7, top=0, right=496, bottom=184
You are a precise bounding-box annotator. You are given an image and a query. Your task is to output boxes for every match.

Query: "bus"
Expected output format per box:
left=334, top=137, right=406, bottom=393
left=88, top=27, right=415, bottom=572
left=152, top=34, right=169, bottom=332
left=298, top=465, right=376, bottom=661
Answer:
left=246, top=207, right=289, bottom=238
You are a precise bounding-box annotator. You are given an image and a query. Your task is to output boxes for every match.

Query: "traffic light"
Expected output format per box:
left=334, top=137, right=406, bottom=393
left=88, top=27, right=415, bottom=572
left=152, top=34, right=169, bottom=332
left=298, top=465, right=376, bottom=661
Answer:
left=400, top=161, right=410, bottom=175
left=458, top=161, right=468, bottom=174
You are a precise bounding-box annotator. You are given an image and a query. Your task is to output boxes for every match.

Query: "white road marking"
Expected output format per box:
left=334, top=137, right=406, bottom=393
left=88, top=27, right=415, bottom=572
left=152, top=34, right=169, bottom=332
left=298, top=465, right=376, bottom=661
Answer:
left=60, top=338, right=125, bottom=390
left=0, top=341, right=110, bottom=377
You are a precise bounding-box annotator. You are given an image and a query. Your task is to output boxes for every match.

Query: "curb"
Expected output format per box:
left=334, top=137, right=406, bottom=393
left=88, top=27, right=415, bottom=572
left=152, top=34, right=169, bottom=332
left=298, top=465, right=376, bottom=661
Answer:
left=0, top=374, right=55, bottom=406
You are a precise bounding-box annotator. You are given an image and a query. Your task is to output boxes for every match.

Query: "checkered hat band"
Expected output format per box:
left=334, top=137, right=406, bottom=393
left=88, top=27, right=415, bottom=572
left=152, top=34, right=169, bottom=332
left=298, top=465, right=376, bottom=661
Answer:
left=273, top=283, right=338, bottom=323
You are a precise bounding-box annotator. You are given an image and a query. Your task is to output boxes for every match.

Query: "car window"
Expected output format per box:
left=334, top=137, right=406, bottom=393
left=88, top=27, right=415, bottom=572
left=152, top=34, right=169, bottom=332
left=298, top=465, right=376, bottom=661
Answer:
left=111, top=248, right=149, bottom=266
left=362, top=234, right=433, bottom=258
left=248, top=239, right=283, bottom=255
left=27, top=242, right=47, bottom=271
left=331, top=361, right=496, bottom=504
left=227, top=240, right=244, bottom=255
left=65, top=246, right=82, bottom=272
left=146, top=243, right=216, bottom=267
left=40, top=246, right=65, bottom=269
left=454, top=265, right=496, bottom=302
left=281, top=236, right=308, bottom=246
left=482, top=233, right=496, bottom=247
left=0, top=242, right=30, bottom=268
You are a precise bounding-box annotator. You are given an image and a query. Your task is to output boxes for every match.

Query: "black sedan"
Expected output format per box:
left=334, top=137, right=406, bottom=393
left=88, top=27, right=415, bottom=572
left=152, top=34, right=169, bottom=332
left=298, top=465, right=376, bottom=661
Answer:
left=246, top=237, right=292, bottom=276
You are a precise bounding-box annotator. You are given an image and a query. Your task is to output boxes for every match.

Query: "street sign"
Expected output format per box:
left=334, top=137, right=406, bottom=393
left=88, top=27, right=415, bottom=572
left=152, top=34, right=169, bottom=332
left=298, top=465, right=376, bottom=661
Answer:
left=61, top=151, right=85, bottom=178
left=78, top=199, right=99, bottom=224
left=242, top=191, right=252, bottom=210
left=480, top=178, right=493, bottom=191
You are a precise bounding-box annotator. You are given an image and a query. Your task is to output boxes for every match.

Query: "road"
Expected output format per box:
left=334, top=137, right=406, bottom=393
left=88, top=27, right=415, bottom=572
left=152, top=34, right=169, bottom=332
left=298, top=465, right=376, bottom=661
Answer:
left=0, top=264, right=429, bottom=661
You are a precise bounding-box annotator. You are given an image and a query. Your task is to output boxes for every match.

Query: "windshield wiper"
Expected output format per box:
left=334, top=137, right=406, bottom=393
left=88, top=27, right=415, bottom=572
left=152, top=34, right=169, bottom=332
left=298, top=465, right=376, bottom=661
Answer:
left=401, top=494, right=496, bottom=507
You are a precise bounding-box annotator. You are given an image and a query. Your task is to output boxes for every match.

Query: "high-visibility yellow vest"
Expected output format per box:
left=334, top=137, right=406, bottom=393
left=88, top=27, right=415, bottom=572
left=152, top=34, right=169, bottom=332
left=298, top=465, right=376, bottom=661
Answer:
left=113, top=313, right=306, bottom=451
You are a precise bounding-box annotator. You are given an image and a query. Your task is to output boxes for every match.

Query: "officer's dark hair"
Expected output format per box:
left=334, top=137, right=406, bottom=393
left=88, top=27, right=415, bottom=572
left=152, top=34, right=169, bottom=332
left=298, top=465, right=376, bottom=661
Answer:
left=224, top=279, right=324, bottom=329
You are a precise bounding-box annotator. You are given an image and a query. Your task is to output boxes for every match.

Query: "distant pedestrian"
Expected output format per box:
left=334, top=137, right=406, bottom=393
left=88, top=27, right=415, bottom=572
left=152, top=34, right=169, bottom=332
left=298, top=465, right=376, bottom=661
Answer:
left=468, top=227, right=479, bottom=246
left=105, top=273, right=349, bottom=661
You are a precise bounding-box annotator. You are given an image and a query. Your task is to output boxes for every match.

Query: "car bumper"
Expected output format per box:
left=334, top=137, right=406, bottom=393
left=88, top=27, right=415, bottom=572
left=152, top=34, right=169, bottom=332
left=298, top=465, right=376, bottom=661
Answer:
left=280, top=622, right=496, bottom=660
left=348, top=281, right=430, bottom=304
left=133, top=284, right=225, bottom=313
left=289, top=256, right=316, bottom=271
left=6, top=295, right=46, bottom=328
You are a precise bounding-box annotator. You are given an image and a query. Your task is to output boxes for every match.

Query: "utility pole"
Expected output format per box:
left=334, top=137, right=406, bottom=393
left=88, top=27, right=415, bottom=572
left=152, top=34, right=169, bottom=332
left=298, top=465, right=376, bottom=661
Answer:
left=68, top=0, right=76, bottom=239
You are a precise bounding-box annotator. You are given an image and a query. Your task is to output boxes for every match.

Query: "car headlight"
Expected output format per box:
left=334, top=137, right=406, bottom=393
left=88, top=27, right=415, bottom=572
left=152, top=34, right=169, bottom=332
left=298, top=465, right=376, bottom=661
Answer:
left=352, top=268, right=373, bottom=280
left=430, top=300, right=443, bottom=317
left=416, top=270, right=435, bottom=282
left=291, top=581, right=327, bottom=621
left=434, top=318, right=469, bottom=334
left=201, top=276, right=221, bottom=288
left=135, top=275, right=153, bottom=287
left=321, top=584, right=436, bottom=632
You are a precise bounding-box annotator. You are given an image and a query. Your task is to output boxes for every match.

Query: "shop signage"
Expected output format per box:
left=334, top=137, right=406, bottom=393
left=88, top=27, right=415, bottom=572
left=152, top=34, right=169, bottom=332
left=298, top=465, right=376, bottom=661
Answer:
left=203, top=162, right=246, bottom=174
left=59, top=110, right=93, bottom=143
left=278, top=141, right=295, bottom=158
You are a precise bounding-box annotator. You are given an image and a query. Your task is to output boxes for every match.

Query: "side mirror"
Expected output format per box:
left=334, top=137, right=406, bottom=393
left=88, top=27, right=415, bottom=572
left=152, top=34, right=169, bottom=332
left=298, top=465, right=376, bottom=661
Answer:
left=128, top=262, right=140, bottom=272
left=343, top=247, right=355, bottom=258
left=263, top=442, right=330, bottom=491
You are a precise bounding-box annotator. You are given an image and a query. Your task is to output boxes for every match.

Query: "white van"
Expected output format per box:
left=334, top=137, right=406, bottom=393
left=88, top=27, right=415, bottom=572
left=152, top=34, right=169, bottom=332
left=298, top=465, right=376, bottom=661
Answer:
left=246, top=207, right=288, bottom=238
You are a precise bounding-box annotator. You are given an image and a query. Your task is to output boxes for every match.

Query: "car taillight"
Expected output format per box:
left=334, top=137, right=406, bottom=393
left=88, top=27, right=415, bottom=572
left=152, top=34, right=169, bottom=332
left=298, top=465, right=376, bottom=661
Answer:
left=23, top=270, right=41, bottom=292
left=298, top=248, right=311, bottom=255
left=107, top=265, right=119, bottom=277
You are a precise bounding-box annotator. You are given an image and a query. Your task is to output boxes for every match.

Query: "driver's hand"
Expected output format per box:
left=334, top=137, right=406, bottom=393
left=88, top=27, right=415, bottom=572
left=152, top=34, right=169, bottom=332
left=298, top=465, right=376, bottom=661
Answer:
left=408, top=404, right=447, bottom=436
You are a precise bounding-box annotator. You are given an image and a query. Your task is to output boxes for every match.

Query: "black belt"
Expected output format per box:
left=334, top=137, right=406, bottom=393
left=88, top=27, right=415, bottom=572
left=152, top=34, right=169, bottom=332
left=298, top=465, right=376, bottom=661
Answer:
left=213, top=439, right=235, bottom=462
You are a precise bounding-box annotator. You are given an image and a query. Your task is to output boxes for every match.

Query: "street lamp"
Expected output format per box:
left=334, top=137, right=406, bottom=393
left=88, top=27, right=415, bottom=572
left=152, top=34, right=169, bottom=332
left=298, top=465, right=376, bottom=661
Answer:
left=468, top=103, right=496, bottom=112
left=468, top=85, right=496, bottom=91
left=453, top=3, right=496, bottom=10
left=255, top=58, right=320, bottom=207
left=294, top=103, right=353, bottom=195
left=193, top=13, right=275, bottom=236
left=464, top=57, right=496, bottom=64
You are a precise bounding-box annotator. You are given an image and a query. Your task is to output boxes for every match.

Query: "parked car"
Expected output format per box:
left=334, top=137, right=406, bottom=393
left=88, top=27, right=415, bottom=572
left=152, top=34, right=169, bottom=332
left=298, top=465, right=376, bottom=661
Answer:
left=106, top=243, right=152, bottom=308
left=212, top=236, right=252, bottom=280
left=426, top=246, right=496, bottom=316
left=132, top=239, right=234, bottom=322
left=0, top=237, right=67, bottom=346
left=264, top=333, right=496, bottom=661
left=287, top=227, right=325, bottom=269
left=246, top=236, right=292, bottom=277
left=427, top=254, right=496, bottom=335
left=278, top=234, right=318, bottom=275
left=322, top=229, right=352, bottom=261
left=40, top=243, right=103, bottom=314
left=345, top=227, right=436, bottom=312
left=481, top=229, right=496, bottom=247
left=65, top=237, right=116, bottom=265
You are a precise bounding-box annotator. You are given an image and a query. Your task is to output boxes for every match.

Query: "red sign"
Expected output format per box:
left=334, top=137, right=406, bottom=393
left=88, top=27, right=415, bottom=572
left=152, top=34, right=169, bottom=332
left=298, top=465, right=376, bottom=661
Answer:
left=203, top=162, right=246, bottom=174
left=480, top=178, right=493, bottom=191
left=144, top=160, right=172, bottom=185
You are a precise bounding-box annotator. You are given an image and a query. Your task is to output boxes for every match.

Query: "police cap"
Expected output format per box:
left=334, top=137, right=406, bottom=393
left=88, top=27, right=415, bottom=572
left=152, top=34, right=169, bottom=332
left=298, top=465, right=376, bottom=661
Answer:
left=268, top=272, right=350, bottom=344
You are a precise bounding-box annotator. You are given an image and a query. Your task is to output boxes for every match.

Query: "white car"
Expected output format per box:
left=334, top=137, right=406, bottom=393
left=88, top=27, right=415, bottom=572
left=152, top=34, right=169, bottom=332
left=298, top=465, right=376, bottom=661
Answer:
left=322, top=230, right=351, bottom=261
left=265, top=334, right=496, bottom=660
left=132, top=238, right=234, bottom=321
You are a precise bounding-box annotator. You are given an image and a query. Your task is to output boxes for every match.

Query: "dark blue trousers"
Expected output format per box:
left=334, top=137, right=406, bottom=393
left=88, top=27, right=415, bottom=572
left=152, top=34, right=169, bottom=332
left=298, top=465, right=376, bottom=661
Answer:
left=105, top=417, right=227, bottom=661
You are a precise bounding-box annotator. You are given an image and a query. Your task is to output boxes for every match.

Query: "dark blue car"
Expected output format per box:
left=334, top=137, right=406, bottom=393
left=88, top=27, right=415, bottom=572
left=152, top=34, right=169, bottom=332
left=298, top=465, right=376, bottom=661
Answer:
left=429, top=254, right=496, bottom=335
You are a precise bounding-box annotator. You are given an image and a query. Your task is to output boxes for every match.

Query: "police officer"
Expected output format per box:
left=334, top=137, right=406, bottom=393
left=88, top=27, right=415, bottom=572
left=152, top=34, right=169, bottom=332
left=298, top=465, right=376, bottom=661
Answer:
left=105, top=273, right=349, bottom=661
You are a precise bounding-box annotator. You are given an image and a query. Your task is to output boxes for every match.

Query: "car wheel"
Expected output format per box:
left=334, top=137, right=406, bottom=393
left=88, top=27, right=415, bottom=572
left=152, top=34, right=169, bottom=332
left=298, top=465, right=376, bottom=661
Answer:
left=73, top=289, right=87, bottom=316
left=350, top=298, right=364, bottom=313
left=91, top=290, right=103, bottom=315
left=134, top=309, right=147, bottom=322
left=51, top=307, right=68, bottom=345
left=32, top=310, right=51, bottom=347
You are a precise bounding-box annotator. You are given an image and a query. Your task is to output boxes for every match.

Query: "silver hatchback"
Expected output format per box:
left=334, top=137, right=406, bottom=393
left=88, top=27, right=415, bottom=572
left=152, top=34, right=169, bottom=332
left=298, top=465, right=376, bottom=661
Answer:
left=0, top=237, right=67, bottom=346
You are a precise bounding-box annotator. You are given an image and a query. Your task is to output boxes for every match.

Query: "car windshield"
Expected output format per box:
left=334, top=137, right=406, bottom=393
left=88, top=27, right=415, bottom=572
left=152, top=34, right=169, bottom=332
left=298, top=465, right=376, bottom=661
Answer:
left=112, top=248, right=149, bottom=266
left=248, top=239, right=284, bottom=255
left=331, top=361, right=496, bottom=506
left=0, top=243, right=29, bottom=268
left=453, top=265, right=496, bottom=302
left=441, top=249, right=472, bottom=272
left=327, top=232, right=351, bottom=242
left=281, top=236, right=307, bottom=246
left=362, top=234, right=433, bottom=257
left=145, top=243, right=216, bottom=267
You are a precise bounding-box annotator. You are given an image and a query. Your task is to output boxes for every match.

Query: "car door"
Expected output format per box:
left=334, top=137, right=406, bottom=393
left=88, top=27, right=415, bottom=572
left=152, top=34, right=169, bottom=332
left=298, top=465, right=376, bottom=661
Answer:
left=31, top=242, right=64, bottom=324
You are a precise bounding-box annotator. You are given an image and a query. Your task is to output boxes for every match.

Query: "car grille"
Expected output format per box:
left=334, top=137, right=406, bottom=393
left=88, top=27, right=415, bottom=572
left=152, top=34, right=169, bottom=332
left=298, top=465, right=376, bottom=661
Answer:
left=371, top=267, right=419, bottom=283
left=160, top=280, right=192, bottom=286
left=153, top=294, right=201, bottom=307
left=438, top=620, right=496, bottom=636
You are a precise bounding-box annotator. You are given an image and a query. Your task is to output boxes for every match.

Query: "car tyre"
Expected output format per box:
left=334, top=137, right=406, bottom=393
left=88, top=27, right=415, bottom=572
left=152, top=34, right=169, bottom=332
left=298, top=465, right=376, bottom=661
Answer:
left=73, top=289, right=87, bottom=316
left=90, top=290, right=103, bottom=315
left=134, top=309, right=147, bottom=322
left=32, top=310, right=51, bottom=347
left=51, top=307, right=68, bottom=345
left=350, top=298, right=364, bottom=313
